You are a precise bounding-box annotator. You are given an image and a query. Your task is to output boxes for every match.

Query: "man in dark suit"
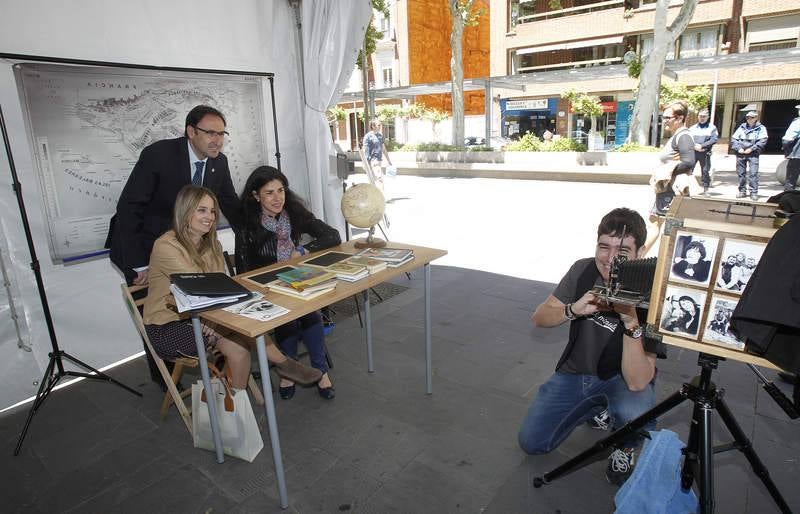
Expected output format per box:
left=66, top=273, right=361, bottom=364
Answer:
left=109, top=105, right=240, bottom=386
left=110, top=105, right=239, bottom=285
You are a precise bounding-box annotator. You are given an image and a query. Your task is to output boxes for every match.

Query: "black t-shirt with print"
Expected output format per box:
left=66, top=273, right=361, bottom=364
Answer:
left=553, top=258, right=664, bottom=375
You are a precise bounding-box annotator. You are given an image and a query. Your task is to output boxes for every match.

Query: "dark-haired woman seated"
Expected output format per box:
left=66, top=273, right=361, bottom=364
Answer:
left=235, top=166, right=341, bottom=400
left=143, top=185, right=322, bottom=390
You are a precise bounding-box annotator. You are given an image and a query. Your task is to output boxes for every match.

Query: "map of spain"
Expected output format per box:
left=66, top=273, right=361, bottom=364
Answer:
left=18, top=63, right=267, bottom=261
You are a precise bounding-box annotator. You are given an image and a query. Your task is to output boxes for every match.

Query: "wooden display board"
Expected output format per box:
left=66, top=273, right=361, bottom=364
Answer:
left=646, top=197, right=782, bottom=369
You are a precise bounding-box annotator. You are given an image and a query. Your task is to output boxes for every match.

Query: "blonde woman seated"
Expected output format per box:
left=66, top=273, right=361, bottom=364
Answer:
left=143, top=185, right=322, bottom=390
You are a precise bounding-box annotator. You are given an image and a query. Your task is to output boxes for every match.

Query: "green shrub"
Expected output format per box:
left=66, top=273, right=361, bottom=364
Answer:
left=506, top=133, right=541, bottom=151
left=384, top=139, right=403, bottom=151
left=506, top=134, right=586, bottom=152
left=546, top=138, right=587, bottom=152
left=399, top=142, right=462, bottom=152
left=466, top=145, right=493, bottom=152
left=615, top=142, right=659, bottom=152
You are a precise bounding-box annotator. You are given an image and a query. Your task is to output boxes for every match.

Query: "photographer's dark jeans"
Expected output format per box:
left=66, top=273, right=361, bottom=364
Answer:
left=518, top=372, right=656, bottom=455
left=736, top=155, right=760, bottom=193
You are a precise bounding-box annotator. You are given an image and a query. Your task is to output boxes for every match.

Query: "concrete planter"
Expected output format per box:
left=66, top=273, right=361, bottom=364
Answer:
left=387, top=151, right=660, bottom=170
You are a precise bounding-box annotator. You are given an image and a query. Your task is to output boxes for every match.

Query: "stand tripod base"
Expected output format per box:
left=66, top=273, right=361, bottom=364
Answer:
left=532, top=353, right=790, bottom=514
left=15, top=350, right=142, bottom=456
left=354, top=237, right=386, bottom=249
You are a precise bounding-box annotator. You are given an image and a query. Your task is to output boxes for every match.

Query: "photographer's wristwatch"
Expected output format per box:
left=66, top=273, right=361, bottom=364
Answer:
left=623, top=324, right=643, bottom=339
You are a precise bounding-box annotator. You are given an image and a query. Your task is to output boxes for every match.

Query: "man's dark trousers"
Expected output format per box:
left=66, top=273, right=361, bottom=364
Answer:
left=785, top=159, right=800, bottom=191
left=737, top=155, right=760, bottom=193
left=695, top=151, right=712, bottom=188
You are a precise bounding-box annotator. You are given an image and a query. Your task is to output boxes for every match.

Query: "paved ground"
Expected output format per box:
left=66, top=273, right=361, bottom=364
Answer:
left=2, top=165, right=796, bottom=513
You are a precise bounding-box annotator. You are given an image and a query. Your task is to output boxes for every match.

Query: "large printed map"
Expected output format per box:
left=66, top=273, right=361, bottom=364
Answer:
left=16, top=63, right=268, bottom=262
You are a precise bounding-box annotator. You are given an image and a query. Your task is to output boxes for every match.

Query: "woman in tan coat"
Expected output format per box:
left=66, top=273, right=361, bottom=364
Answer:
left=143, top=185, right=321, bottom=389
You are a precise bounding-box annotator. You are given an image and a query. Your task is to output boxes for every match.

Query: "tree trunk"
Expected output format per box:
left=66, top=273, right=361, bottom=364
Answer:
left=449, top=1, right=465, bottom=147
left=629, top=0, right=698, bottom=145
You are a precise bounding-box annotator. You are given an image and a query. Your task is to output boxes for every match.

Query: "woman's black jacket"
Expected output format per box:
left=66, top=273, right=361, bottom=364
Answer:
left=234, top=206, right=341, bottom=273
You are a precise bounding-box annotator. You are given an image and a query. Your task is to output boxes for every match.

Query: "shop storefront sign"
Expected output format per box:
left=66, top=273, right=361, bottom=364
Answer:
left=506, top=99, right=549, bottom=111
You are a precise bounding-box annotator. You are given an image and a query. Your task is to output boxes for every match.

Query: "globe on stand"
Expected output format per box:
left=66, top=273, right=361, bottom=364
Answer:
left=341, top=183, right=387, bottom=248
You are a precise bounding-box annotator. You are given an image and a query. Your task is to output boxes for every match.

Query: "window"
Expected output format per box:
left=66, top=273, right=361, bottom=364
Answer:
left=679, top=28, right=719, bottom=58
left=382, top=67, right=393, bottom=88
left=377, top=9, right=391, bottom=38
left=640, top=35, right=675, bottom=60
left=746, top=15, right=800, bottom=52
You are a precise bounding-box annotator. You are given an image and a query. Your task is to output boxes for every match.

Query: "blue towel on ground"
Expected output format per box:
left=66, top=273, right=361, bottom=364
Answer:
left=614, top=429, right=699, bottom=514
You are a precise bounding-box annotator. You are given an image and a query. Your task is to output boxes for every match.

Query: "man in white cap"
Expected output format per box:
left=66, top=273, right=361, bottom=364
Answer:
left=689, top=108, right=719, bottom=195
left=730, top=111, right=768, bottom=200
left=781, top=103, right=800, bottom=192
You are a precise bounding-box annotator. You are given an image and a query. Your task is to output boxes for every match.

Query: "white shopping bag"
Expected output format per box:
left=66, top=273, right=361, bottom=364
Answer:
left=192, top=376, right=264, bottom=462
left=386, top=165, right=397, bottom=177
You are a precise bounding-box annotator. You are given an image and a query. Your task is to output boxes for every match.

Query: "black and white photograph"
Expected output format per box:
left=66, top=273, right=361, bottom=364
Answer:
left=669, top=231, right=719, bottom=287
left=714, top=238, right=767, bottom=295
left=659, top=286, right=707, bottom=339
left=702, top=295, right=745, bottom=351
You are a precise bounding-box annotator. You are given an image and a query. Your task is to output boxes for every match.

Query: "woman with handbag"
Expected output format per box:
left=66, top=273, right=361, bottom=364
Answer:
left=143, top=185, right=322, bottom=390
left=235, top=166, right=341, bottom=400
left=644, top=100, right=697, bottom=254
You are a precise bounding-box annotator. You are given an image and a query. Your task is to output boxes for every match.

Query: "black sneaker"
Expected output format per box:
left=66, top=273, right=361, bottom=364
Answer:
left=588, top=408, right=611, bottom=431
left=606, top=447, right=636, bottom=486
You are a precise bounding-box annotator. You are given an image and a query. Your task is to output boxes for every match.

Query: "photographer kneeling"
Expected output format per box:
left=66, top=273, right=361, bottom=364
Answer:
left=517, top=208, right=666, bottom=486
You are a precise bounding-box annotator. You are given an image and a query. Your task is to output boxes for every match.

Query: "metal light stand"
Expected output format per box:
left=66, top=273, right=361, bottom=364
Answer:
left=1, top=105, right=141, bottom=456
left=532, top=353, right=791, bottom=514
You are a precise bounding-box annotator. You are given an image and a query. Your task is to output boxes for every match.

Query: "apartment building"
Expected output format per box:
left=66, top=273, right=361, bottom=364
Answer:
left=491, top=0, right=800, bottom=150
left=335, top=0, right=490, bottom=150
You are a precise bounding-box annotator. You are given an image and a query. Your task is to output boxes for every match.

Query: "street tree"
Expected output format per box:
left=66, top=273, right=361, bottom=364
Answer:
left=562, top=89, right=603, bottom=149
left=629, top=0, right=698, bottom=145
left=448, top=0, right=483, bottom=146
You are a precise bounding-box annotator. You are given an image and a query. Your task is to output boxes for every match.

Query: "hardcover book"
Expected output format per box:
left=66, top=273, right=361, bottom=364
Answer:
left=267, top=279, right=337, bottom=300
left=357, top=247, right=413, bottom=262
left=344, top=256, right=388, bottom=273
left=276, top=266, right=337, bottom=290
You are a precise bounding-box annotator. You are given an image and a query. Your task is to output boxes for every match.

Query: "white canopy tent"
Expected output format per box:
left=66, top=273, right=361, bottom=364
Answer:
left=0, top=0, right=371, bottom=410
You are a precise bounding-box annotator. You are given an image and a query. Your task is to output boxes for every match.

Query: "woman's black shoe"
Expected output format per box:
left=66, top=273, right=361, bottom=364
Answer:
left=279, top=384, right=295, bottom=400
left=317, top=384, right=335, bottom=400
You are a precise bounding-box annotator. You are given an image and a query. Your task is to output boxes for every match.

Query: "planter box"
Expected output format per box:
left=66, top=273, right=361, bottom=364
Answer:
left=387, top=151, right=660, bottom=170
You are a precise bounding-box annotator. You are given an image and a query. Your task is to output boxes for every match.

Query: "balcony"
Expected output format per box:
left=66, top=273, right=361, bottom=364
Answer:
left=512, top=40, right=626, bottom=73
left=511, top=0, right=625, bottom=27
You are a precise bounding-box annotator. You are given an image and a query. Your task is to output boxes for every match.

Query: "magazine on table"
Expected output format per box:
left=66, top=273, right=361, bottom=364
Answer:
left=222, top=292, right=289, bottom=322
left=267, top=279, right=337, bottom=300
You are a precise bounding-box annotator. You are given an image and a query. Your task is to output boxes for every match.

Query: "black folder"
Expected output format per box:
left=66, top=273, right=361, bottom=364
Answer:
left=170, top=272, right=251, bottom=297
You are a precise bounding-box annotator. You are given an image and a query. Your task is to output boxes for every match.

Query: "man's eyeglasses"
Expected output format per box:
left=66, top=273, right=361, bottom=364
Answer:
left=193, top=126, right=230, bottom=138
left=661, top=116, right=676, bottom=120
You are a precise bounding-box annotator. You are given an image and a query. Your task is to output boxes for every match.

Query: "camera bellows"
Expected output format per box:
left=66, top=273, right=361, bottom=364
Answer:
left=617, top=257, right=658, bottom=296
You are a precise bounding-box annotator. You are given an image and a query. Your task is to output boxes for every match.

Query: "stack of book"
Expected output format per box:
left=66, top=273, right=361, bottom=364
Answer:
left=357, top=247, right=415, bottom=267
left=266, top=266, right=337, bottom=300
left=326, top=261, right=369, bottom=282
left=344, top=255, right=388, bottom=274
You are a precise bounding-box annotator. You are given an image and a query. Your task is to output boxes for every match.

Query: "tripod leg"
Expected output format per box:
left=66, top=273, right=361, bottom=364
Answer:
left=681, top=403, right=702, bottom=490
left=534, top=389, right=686, bottom=487
left=716, top=397, right=792, bottom=513
left=60, top=351, right=142, bottom=397
left=697, top=402, right=715, bottom=514
left=14, top=356, right=59, bottom=456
